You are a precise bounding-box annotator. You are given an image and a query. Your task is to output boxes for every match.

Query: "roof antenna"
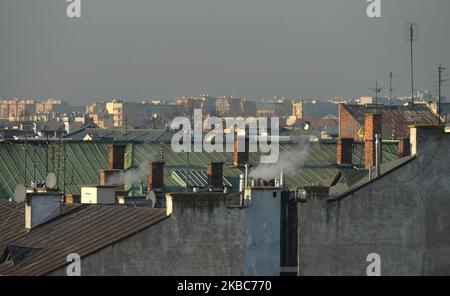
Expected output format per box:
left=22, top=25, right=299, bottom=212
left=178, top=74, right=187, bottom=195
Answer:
left=160, top=142, right=165, bottom=162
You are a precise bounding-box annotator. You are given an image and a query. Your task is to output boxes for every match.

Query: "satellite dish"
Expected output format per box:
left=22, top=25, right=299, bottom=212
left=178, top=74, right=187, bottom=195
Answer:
left=304, top=121, right=311, bottom=131
left=13, top=184, right=27, bottom=203
left=146, top=190, right=157, bottom=208
left=286, top=116, right=297, bottom=127
left=46, top=173, right=57, bottom=189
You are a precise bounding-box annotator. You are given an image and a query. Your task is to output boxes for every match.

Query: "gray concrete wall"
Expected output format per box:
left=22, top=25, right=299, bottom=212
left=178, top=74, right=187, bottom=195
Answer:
left=244, top=188, right=281, bottom=275
left=50, top=190, right=281, bottom=276
left=298, top=126, right=450, bottom=276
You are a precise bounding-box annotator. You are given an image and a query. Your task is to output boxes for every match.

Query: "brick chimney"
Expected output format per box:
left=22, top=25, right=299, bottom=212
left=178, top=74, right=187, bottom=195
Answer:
left=398, top=138, right=411, bottom=158
left=364, top=114, right=382, bottom=169
left=233, top=136, right=249, bottom=167
left=148, top=162, right=165, bottom=193
left=208, top=162, right=224, bottom=191
left=337, top=138, right=353, bottom=166
left=108, top=144, right=126, bottom=170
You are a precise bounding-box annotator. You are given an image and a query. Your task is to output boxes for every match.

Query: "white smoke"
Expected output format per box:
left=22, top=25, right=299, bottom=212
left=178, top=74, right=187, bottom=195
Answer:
left=106, top=161, right=149, bottom=185
left=249, top=145, right=310, bottom=181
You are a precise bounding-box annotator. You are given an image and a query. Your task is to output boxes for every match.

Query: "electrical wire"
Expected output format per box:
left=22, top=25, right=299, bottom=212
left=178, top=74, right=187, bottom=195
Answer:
left=385, top=135, right=444, bottom=183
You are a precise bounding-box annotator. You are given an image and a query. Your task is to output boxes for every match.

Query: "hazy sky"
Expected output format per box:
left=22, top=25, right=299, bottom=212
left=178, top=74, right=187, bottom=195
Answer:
left=1, top=0, right=449, bottom=104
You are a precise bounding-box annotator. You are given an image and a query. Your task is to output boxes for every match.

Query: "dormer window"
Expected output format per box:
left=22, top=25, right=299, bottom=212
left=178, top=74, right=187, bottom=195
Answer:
left=0, top=245, right=41, bottom=266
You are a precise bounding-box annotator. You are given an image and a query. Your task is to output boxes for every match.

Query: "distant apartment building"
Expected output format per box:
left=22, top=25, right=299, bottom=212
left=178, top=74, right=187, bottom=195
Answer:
left=215, top=96, right=242, bottom=117
left=106, top=99, right=124, bottom=127
left=105, top=99, right=182, bottom=128
left=85, top=102, right=112, bottom=128
left=176, top=94, right=216, bottom=117
left=0, top=98, right=71, bottom=123
left=256, top=98, right=293, bottom=118
left=358, top=96, right=401, bottom=105
left=293, top=100, right=338, bottom=120
left=0, top=99, right=35, bottom=121
left=35, top=99, right=69, bottom=114
left=86, top=102, right=107, bottom=114
left=88, top=113, right=113, bottom=129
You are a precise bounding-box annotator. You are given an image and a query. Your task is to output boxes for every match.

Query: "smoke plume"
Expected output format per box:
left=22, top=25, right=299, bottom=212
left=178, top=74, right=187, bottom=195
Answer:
left=249, top=145, right=310, bottom=181
left=106, top=161, right=149, bottom=185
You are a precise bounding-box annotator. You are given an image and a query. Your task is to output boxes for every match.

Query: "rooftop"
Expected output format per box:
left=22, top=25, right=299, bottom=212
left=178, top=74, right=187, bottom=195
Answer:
left=0, top=141, right=401, bottom=198
left=342, top=104, right=441, bottom=139
left=64, top=128, right=174, bottom=142
left=0, top=200, right=168, bottom=276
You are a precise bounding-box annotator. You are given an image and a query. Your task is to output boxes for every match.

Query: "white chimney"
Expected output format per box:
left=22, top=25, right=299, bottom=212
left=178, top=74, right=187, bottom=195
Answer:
left=239, top=174, right=245, bottom=192
left=25, top=192, right=62, bottom=230
left=81, top=185, right=116, bottom=204
left=375, top=134, right=381, bottom=177
left=280, top=168, right=284, bottom=187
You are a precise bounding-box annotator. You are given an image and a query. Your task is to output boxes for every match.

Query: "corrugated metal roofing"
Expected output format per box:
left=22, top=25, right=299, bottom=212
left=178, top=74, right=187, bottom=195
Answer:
left=0, top=141, right=400, bottom=198
left=133, top=141, right=399, bottom=192
left=0, top=200, right=168, bottom=276
left=344, top=104, right=441, bottom=139
left=172, top=169, right=233, bottom=188
left=0, top=142, right=109, bottom=198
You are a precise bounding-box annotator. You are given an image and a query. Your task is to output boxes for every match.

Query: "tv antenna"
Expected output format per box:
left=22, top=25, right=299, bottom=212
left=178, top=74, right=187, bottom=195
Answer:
left=437, top=65, right=449, bottom=119
left=369, top=79, right=383, bottom=106
left=406, top=23, right=418, bottom=108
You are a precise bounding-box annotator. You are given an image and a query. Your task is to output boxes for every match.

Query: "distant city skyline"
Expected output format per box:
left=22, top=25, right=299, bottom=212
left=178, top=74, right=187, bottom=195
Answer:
left=1, top=0, right=449, bottom=104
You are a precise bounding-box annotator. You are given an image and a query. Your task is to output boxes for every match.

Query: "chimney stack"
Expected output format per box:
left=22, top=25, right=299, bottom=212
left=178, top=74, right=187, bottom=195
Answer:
left=148, top=162, right=165, bottom=193
left=337, top=138, right=353, bottom=166
left=208, top=162, right=224, bottom=192
left=25, top=192, right=62, bottom=230
left=108, top=144, right=126, bottom=170
left=398, top=138, right=411, bottom=158
left=233, top=136, right=249, bottom=167
left=302, top=185, right=330, bottom=203
left=364, top=114, right=382, bottom=169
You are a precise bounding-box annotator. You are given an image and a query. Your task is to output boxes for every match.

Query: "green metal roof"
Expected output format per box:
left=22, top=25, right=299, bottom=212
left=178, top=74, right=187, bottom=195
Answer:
left=0, top=142, right=109, bottom=198
left=0, top=141, right=400, bottom=199
left=132, top=141, right=399, bottom=193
